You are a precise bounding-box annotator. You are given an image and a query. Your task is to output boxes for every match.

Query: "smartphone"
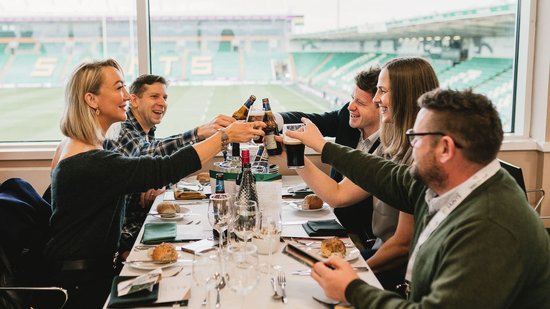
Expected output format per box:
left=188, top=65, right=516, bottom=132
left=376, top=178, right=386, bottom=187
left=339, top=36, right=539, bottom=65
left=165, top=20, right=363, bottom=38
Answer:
left=282, top=242, right=321, bottom=268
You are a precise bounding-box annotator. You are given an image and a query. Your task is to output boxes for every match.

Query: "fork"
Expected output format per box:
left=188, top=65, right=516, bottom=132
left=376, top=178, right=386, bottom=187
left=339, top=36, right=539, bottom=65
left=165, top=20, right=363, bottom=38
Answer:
left=277, top=272, right=287, bottom=304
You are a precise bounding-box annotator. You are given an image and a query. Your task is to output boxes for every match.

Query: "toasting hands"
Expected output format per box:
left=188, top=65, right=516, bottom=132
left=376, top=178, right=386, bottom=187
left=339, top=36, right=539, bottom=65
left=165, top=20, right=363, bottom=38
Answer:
left=283, top=117, right=327, bottom=153
left=224, top=120, right=266, bottom=143
left=196, top=114, right=236, bottom=140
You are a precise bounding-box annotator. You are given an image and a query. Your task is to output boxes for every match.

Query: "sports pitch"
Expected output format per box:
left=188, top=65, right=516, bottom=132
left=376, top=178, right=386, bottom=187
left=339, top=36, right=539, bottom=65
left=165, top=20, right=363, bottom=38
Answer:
left=0, top=84, right=330, bottom=142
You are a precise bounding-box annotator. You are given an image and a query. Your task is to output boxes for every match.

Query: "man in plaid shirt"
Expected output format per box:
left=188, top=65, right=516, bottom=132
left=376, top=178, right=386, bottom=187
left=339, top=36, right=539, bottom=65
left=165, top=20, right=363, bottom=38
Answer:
left=104, top=74, right=235, bottom=259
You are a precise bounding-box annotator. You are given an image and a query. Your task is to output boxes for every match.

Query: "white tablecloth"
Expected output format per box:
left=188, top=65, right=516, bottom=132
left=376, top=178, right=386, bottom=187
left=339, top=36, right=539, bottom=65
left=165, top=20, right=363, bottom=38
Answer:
left=105, top=176, right=382, bottom=308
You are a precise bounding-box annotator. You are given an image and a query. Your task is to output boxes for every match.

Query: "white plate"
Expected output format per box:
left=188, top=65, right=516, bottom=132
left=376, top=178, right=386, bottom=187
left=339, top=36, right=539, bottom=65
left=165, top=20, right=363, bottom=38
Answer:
left=318, top=248, right=361, bottom=261
left=287, top=201, right=329, bottom=212
left=151, top=206, right=190, bottom=216
left=151, top=213, right=185, bottom=221
left=127, top=261, right=178, bottom=270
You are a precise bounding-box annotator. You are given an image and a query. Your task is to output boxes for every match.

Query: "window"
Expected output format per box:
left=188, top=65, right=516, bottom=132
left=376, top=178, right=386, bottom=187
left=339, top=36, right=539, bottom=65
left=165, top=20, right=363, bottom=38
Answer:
left=148, top=0, right=519, bottom=137
left=0, top=0, right=522, bottom=142
left=0, top=0, right=137, bottom=142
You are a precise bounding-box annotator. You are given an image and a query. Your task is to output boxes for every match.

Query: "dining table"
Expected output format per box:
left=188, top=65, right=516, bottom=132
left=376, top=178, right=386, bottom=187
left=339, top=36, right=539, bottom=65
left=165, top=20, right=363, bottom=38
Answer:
left=103, top=175, right=382, bottom=308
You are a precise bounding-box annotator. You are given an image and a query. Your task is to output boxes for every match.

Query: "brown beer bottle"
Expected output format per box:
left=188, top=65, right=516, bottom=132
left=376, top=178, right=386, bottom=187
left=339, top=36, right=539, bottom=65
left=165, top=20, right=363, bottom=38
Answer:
left=262, top=98, right=283, bottom=156
left=232, top=95, right=256, bottom=120
left=230, top=95, right=256, bottom=158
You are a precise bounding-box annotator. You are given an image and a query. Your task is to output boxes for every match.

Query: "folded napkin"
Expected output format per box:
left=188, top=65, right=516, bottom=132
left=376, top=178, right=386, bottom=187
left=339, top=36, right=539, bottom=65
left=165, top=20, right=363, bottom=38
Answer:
left=107, top=276, right=158, bottom=308
left=302, top=219, right=347, bottom=237
left=142, top=222, right=177, bottom=245
left=174, top=188, right=206, bottom=200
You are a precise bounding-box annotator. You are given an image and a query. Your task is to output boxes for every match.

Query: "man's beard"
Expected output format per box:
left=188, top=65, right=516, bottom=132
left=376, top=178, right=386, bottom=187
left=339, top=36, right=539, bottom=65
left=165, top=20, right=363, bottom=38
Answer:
left=410, top=156, right=447, bottom=188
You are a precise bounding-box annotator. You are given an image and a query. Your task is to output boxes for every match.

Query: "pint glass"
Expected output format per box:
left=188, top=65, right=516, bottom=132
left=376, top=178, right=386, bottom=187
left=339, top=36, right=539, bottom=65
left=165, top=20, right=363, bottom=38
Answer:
left=283, top=123, right=305, bottom=169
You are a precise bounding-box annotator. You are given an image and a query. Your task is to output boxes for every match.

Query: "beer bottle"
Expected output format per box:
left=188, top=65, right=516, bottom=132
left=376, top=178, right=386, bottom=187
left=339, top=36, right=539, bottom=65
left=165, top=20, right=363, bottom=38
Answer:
left=262, top=98, right=283, bottom=156
left=230, top=95, right=256, bottom=160
left=232, top=95, right=256, bottom=120
left=214, top=172, right=225, bottom=194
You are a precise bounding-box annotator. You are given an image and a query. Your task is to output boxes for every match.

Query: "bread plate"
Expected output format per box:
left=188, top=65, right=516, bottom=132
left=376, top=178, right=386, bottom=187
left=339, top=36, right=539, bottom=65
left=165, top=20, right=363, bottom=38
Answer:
left=316, top=248, right=361, bottom=262
left=125, top=261, right=178, bottom=270
left=317, top=248, right=360, bottom=261
left=286, top=201, right=329, bottom=212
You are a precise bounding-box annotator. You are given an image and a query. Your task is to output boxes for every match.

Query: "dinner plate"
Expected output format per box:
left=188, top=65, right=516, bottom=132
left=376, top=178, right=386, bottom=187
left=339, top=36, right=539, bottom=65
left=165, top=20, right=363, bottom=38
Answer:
left=317, top=248, right=360, bottom=261
left=287, top=201, right=329, bottom=212
left=152, top=213, right=185, bottom=221
left=126, top=261, right=178, bottom=270
left=151, top=206, right=190, bottom=216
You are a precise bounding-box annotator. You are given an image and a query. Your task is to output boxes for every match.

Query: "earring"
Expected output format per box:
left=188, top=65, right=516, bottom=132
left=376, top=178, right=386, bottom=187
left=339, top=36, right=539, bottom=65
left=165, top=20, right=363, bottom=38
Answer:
left=95, top=108, right=100, bottom=116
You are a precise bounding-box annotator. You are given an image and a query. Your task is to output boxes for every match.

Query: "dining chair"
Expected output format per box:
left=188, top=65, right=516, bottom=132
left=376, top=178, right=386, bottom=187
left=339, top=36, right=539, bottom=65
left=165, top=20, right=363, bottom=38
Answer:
left=0, top=287, right=68, bottom=309
left=499, top=160, right=545, bottom=213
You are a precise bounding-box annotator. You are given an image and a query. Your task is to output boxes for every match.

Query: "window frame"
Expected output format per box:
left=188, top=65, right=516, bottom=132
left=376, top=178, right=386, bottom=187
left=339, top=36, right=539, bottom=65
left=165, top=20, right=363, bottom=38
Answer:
left=0, top=0, right=542, bottom=160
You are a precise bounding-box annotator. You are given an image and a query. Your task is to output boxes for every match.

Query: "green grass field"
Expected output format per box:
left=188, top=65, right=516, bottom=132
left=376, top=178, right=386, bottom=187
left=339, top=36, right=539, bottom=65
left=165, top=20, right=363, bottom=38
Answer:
left=0, top=84, right=329, bottom=142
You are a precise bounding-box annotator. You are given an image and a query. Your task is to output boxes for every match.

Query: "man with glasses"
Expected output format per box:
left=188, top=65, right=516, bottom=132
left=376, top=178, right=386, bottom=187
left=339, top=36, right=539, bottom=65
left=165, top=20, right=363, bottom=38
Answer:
left=104, top=74, right=235, bottom=260
left=288, top=88, right=550, bottom=307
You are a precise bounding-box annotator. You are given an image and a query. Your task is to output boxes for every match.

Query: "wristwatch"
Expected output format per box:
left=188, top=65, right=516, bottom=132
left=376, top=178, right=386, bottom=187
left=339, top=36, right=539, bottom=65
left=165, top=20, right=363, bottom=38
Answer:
left=218, top=128, right=229, bottom=152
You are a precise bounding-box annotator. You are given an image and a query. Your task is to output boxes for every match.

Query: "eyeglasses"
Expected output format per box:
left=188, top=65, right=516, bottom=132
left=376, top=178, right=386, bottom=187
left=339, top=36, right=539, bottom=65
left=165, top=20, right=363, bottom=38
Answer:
left=405, top=129, right=463, bottom=148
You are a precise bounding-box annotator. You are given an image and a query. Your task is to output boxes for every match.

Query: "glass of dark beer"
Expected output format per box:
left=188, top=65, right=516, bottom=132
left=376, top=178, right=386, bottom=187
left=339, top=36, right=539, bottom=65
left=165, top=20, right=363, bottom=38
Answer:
left=283, top=123, right=305, bottom=169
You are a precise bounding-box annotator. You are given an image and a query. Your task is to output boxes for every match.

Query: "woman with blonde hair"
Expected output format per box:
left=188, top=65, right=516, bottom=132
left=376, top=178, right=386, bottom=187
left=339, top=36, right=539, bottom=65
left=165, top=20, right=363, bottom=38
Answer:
left=288, top=57, right=439, bottom=293
left=46, top=59, right=264, bottom=308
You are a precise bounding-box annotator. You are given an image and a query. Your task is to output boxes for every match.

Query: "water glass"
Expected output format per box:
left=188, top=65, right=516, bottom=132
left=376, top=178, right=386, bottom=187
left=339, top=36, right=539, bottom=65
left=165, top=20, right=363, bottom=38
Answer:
left=192, top=248, right=222, bottom=308
left=225, top=243, right=260, bottom=306
left=208, top=193, right=232, bottom=249
left=232, top=200, right=259, bottom=246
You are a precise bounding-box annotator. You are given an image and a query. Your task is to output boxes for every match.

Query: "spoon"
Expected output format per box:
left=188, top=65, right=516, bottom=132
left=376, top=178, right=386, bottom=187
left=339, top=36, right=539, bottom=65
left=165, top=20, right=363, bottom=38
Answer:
left=214, top=272, right=226, bottom=308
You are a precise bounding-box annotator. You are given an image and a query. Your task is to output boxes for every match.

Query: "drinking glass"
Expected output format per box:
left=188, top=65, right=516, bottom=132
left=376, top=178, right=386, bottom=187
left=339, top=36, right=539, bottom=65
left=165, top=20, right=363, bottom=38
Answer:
left=232, top=200, right=259, bottom=248
left=225, top=244, right=260, bottom=308
left=246, top=106, right=265, bottom=144
left=208, top=193, right=232, bottom=250
left=253, top=209, right=282, bottom=274
left=192, top=248, right=222, bottom=309
left=282, top=123, right=305, bottom=169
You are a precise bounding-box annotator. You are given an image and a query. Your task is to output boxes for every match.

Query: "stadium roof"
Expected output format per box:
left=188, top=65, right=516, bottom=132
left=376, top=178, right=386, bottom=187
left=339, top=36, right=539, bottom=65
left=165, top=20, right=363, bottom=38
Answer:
left=291, top=4, right=516, bottom=41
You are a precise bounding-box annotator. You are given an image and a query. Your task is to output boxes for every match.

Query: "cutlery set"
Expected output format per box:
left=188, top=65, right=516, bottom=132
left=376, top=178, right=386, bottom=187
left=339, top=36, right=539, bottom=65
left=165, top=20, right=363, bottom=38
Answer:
left=271, top=272, right=288, bottom=304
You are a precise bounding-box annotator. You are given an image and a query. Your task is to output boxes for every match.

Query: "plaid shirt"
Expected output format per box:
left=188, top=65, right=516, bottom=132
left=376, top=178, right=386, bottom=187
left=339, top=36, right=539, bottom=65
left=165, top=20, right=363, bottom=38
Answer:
left=103, top=109, right=201, bottom=251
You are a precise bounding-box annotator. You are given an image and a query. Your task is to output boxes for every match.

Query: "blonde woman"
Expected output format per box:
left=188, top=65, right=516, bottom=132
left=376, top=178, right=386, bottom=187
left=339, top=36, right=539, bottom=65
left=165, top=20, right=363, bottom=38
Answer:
left=46, top=59, right=264, bottom=308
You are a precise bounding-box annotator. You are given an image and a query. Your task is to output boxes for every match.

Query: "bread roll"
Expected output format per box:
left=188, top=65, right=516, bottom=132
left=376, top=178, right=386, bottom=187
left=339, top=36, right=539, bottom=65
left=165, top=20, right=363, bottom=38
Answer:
left=156, top=201, right=181, bottom=215
left=320, top=237, right=346, bottom=258
left=303, top=194, right=323, bottom=210
left=151, top=243, right=178, bottom=262
left=196, top=172, right=210, bottom=184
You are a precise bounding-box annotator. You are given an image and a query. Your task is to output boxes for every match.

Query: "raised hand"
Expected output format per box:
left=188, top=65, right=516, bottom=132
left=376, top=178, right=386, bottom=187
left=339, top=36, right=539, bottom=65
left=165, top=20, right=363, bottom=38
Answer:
left=284, top=117, right=327, bottom=153
left=225, top=121, right=266, bottom=143
left=197, top=114, right=236, bottom=139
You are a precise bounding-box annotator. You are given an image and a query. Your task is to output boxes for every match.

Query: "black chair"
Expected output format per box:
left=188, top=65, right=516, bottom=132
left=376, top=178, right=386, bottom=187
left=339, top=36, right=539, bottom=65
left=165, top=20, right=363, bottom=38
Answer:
left=0, top=178, right=66, bottom=309
left=499, top=160, right=545, bottom=212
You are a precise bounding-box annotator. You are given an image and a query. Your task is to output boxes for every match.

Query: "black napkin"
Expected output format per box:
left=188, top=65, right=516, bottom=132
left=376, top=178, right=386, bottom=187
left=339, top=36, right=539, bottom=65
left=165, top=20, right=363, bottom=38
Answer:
left=302, top=219, right=347, bottom=237
left=107, top=276, right=159, bottom=308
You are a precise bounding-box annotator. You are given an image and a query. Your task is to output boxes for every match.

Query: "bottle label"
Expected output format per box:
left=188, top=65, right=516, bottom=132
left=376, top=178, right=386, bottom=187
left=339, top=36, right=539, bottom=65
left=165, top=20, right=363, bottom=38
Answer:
left=215, top=181, right=225, bottom=193
left=264, top=133, right=277, bottom=150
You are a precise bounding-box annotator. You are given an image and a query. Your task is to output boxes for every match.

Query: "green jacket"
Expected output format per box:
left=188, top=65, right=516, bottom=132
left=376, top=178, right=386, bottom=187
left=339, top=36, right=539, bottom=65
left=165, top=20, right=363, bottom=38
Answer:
left=322, top=142, right=550, bottom=309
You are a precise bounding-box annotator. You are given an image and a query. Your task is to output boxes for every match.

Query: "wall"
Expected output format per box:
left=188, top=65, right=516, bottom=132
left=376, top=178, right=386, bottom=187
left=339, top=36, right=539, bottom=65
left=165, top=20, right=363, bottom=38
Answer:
left=0, top=150, right=546, bottom=218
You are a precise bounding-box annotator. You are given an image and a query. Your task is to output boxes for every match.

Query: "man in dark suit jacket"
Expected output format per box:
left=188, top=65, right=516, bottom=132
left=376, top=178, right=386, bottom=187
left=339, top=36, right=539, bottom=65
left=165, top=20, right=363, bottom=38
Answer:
left=275, top=68, right=381, bottom=247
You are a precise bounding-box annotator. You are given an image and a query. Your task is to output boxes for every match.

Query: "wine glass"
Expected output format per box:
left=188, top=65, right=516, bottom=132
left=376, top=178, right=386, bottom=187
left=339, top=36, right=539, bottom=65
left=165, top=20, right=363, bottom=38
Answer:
left=208, top=193, right=232, bottom=250
left=232, top=200, right=259, bottom=248
left=225, top=244, right=260, bottom=308
left=192, top=248, right=222, bottom=309
left=253, top=209, right=282, bottom=274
